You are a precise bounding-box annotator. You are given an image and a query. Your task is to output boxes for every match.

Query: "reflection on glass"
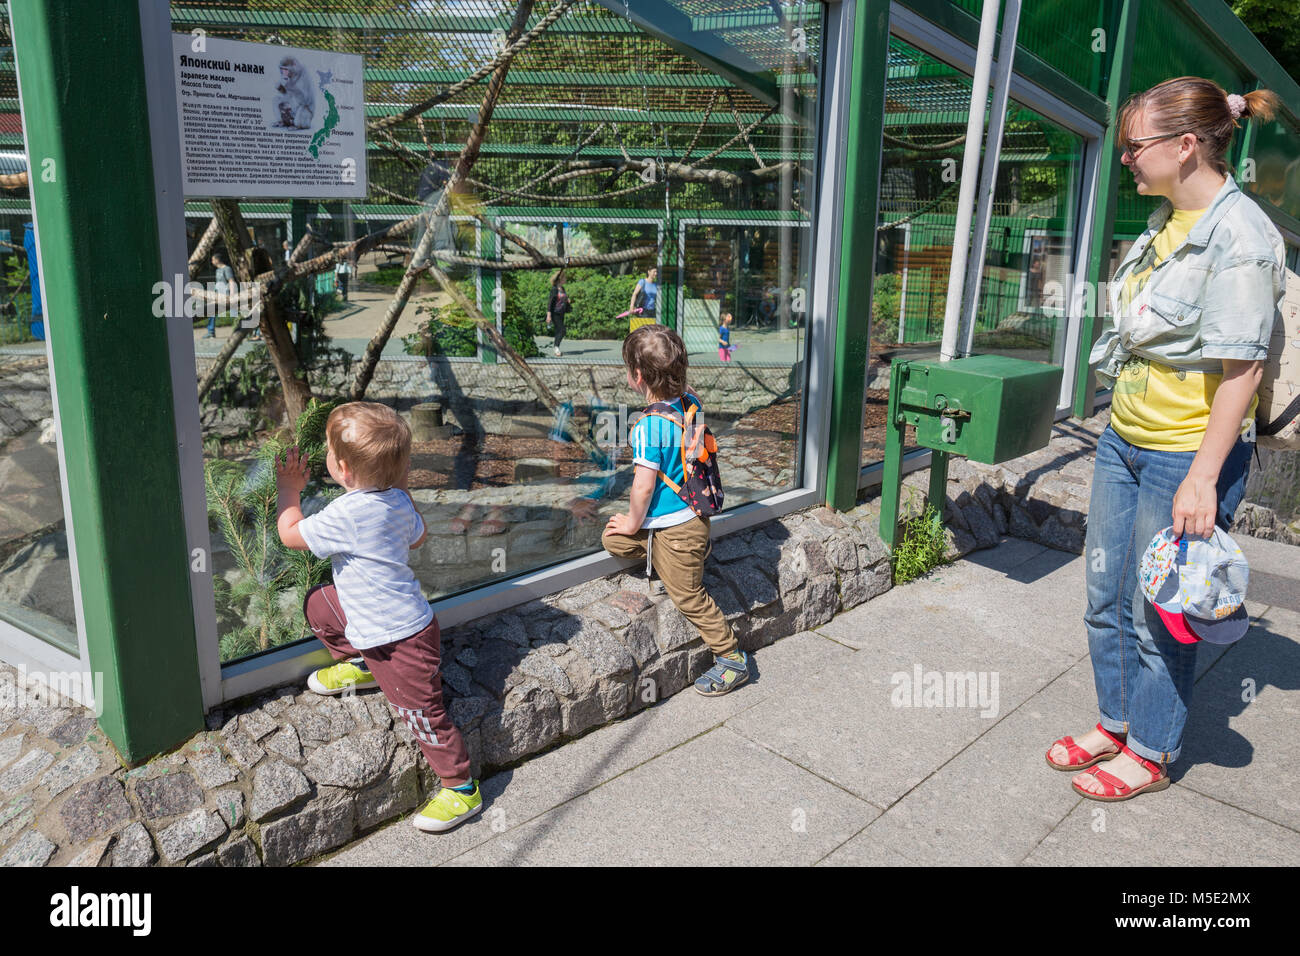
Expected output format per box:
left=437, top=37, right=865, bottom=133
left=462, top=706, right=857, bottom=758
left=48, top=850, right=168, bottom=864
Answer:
left=0, top=235, right=79, bottom=651
left=863, top=36, right=1082, bottom=466
left=1246, top=115, right=1300, bottom=223
left=172, top=1, right=822, bottom=664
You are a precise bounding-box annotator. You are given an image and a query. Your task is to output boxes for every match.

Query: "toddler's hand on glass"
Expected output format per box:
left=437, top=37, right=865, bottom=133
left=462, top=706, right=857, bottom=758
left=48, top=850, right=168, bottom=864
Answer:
left=276, top=446, right=310, bottom=494
left=568, top=496, right=598, bottom=524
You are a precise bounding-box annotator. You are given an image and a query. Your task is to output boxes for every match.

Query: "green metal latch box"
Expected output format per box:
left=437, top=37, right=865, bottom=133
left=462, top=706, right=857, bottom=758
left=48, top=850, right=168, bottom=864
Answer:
left=892, top=354, right=1063, bottom=464
left=879, top=354, right=1064, bottom=550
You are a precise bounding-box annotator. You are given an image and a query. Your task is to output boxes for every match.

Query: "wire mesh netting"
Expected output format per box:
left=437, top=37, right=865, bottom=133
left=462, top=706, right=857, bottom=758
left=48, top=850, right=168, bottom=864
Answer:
left=166, top=0, right=822, bottom=219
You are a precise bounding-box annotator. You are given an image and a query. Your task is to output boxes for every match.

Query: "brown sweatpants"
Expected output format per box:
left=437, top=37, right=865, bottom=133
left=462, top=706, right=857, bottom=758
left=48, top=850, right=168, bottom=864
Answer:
left=303, top=584, right=471, bottom=788
left=602, top=515, right=737, bottom=656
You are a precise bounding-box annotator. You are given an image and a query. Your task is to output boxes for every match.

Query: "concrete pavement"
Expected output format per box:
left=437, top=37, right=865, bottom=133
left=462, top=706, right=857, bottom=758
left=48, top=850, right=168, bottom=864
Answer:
left=320, top=533, right=1300, bottom=866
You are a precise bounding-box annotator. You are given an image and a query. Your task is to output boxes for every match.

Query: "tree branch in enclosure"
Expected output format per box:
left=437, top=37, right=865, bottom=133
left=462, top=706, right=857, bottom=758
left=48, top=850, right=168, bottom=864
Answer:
left=196, top=229, right=322, bottom=403
left=422, top=259, right=606, bottom=464
left=348, top=0, right=537, bottom=401
left=882, top=131, right=968, bottom=152
left=188, top=217, right=219, bottom=279
left=552, top=158, right=800, bottom=190
left=204, top=200, right=312, bottom=420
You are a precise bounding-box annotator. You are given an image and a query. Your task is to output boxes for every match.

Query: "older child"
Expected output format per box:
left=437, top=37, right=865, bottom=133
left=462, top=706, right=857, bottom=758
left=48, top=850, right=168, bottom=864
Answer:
left=275, top=401, right=479, bottom=832
left=602, top=325, right=749, bottom=695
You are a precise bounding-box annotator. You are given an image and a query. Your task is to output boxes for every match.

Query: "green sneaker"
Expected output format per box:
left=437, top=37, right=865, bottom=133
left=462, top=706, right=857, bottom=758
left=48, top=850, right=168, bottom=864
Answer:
left=307, top=659, right=377, bottom=696
left=413, top=782, right=483, bottom=833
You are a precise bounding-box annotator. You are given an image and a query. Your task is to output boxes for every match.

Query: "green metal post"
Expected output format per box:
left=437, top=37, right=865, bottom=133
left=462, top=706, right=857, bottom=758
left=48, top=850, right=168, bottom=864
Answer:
left=1073, top=0, right=1140, bottom=420
left=661, top=215, right=678, bottom=333
left=290, top=198, right=309, bottom=248
left=480, top=222, right=498, bottom=364
left=928, top=450, right=950, bottom=526
left=826, top=0, right=892, bottom=511
left=11, top=0, right=204, bottom=760
left=879, top=360, right=907, bottom=550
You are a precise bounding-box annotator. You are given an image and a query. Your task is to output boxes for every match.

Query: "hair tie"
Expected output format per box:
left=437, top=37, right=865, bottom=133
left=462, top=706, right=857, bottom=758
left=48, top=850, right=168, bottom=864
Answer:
left=1226, top=93, right=1247, bottom=119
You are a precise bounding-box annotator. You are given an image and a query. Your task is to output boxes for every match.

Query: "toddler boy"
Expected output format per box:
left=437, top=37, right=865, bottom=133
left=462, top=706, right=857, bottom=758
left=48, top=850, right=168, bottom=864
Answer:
left=275, top=401, right=479, bottom=832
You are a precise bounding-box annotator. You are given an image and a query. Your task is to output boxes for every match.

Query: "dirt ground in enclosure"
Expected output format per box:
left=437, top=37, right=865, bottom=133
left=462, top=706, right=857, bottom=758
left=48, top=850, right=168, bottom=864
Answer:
left=408, top=434, right=594, bottom=490
left=408, top=397, right=806, bottom=490
left=203, top=382, right=916, bottom=490
left=401, top=389, right=910, bottom=491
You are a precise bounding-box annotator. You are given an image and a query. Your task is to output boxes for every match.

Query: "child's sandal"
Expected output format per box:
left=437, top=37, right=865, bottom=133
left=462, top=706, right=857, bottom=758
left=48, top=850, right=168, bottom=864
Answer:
left=693, top=653, right=749, bottom=697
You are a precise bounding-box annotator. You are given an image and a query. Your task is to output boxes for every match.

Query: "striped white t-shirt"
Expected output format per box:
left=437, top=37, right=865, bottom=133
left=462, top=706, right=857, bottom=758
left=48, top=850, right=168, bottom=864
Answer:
left=297, top=488, right=433, bottom=650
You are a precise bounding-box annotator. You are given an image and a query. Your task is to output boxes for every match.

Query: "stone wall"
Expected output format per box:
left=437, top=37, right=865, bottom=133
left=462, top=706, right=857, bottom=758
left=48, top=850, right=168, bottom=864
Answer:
left=1238, top=446, right=1300, bottom=546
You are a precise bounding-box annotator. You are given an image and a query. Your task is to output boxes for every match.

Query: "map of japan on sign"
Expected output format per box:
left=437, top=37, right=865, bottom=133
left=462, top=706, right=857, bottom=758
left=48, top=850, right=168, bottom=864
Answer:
left=172, top=34, right=366, bottom=198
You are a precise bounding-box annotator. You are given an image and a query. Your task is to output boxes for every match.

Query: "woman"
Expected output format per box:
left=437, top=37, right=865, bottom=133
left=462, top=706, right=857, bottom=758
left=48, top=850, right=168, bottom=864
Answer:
left=629, top=266, right=659, bottom=332
left=1046, top=78, right=1285, bottom=800
left=546, top=268, right=571, bottom=357
left=335, top=256, right=353, bottom=302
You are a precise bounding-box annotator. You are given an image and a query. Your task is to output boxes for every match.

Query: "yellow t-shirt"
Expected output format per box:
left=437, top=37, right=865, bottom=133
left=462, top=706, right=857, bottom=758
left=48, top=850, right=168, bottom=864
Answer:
left=1110, top=206, right=1257, bottom=451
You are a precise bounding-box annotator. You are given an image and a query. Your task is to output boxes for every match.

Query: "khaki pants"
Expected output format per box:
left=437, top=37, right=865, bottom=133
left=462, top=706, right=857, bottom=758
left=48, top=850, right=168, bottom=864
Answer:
left=602, top=516, right=737, bottom=656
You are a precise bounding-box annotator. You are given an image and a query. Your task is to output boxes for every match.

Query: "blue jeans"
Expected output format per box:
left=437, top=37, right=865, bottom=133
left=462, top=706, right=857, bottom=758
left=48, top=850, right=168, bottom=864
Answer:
left=1083, top=425, right=1252, bottom=765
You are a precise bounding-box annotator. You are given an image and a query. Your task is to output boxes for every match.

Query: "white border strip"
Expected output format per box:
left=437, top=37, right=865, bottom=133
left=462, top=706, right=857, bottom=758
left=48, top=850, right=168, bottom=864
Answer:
left=141, top=1, right=223, bottom=710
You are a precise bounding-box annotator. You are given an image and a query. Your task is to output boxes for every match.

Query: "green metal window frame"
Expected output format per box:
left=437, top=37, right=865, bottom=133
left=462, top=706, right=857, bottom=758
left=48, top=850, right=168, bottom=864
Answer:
left=822, top=0, right=1300, bottom=494
left=9, top=0, right=205, bottom=762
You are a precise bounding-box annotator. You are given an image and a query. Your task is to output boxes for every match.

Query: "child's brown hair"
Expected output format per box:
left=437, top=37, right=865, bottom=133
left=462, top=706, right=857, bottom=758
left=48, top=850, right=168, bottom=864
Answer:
left=325, top=401, right=411, bottom=490
left=622, top=324, right=688, bottom=400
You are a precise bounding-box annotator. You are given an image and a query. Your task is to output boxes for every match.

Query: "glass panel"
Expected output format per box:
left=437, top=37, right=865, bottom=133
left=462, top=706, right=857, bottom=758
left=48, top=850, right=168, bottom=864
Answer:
left=864, top=36, right=971, bottom=463
left=864, top=34, right=1084, bottom=467
left=965, top=105, right=1083, bottom=372
left=949, top=0, right=1120, bottom=99
left=0, top=33, right=79, bottom=654
left=1128, top=0, right=1250, bottom=99
left=1246, top=114, right=1300, bottom=224
left=170, top=1, right=823, bottom=665
left=1112, top=0, right=1251, bottom=235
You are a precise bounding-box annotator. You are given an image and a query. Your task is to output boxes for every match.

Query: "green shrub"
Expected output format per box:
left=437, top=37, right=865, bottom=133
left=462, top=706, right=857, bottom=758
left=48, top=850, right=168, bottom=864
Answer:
left=402, top=274, right=542, bottom=359
left=1, top=257, right=34, bottom=345
left=206, top=398, right=341, bottom=662
left=468, top=267, right=646, bottom=343
left=535, top=268, right=644, bottom=340
left=871, top=272, right=902, bottom=343
left=361, top=265, right=407, bottom=288
left=891, top=502, right=949, bottom=584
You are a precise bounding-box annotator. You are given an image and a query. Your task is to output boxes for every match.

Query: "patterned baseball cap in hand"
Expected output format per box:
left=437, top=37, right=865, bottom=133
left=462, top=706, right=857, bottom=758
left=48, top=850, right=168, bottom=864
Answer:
left=1139, top=526, right=1251, bottom=645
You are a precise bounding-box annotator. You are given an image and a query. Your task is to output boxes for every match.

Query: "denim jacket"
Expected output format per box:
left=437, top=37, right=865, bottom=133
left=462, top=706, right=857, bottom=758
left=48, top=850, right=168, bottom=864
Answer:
left=1091, top=174, right=1285, bottom=388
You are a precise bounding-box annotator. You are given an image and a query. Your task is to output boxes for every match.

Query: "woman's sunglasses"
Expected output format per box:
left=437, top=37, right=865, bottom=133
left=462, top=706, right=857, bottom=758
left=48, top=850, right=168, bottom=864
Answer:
left=1120, top=131, right=1205, bottom=159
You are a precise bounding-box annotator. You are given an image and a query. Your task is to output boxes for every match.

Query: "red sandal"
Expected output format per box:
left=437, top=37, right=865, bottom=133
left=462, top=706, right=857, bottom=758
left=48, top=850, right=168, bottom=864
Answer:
left=1045, top=723, right=1125, bottom=772
left=1071, top=745, right=1171, bottom=802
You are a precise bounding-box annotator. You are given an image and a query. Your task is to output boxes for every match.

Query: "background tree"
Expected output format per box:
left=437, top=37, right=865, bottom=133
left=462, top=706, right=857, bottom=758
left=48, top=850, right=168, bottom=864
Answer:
left=1232, top=0, right=1300, bottom=81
